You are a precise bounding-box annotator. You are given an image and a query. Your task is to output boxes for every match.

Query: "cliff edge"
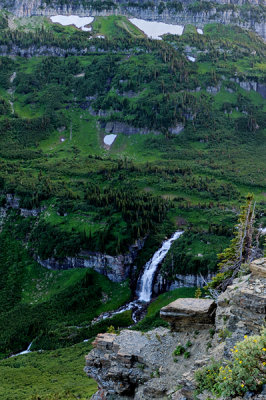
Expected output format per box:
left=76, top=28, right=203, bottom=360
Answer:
left=85, top=258, right=266, bottom=399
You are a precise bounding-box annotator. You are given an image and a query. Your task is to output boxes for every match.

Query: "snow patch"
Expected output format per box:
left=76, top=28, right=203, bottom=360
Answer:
left=104, top=134, right=117, bottom=146
left=50, top=15, right=94, bottom=31
left=129, top=18, right=183, bottom=40
left=197, top=28, right=203, bottom=35
left=187, top=56, right=196, bottom=62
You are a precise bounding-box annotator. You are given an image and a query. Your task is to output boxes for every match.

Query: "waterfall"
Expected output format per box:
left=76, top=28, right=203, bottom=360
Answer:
left=10, top=341, right=33, bottom=358
left=137, top=231, right=183, bottom=303
left=93, top=230, right=183, bottom=324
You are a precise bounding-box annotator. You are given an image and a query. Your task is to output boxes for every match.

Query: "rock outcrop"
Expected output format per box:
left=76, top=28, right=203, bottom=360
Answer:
left=4, top=193, right=45, bottom=216
left=37, top=239, right=144, bottom=283
left=153, top=272, right=215, bottom=294
left=99, top=121, right=161, bottom=136
left=1, top=193, right=144, bottom=282
left=85, top=327, right=212, bottom=399
left=250, top=257, right=266, bottom=277
left=85, top=258, right=266, bottom=399
left=0, top=0, right=265, bottom=39
left=214, top=257, right=266, bottom=357
left=160, top=298, right=216, bottom=330
left=0, top=207, right=7, bottom=232
left=99, top=121, right=184, bottom=137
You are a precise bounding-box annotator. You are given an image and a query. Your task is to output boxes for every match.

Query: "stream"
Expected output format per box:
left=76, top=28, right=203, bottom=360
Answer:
left=8, top=231, right=183, bottom=357
left=8, top=72, right=16, bottom=114
left=10, top=341, right=33, bottom=358
left=93, top=230, right=184, bottom=324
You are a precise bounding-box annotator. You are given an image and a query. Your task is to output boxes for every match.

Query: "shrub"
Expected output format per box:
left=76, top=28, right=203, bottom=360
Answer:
left=184, top=351, right=191, bottom=359
left=195, top=328, right=266, bottom=397
left=107, top=325, right=116, bottom=334
left=173, top=345, right=185, bottom=356
left=195, top=360, right=222, bottom=396
left=195, top=287, right=202, bottom=298
left=218, top=328, right=232, bottom=340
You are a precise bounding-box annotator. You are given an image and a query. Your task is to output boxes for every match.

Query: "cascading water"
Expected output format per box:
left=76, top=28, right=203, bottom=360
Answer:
left=94, top=230, right=183, bottom=324
left=137, top=231, right=183, bottom=303
left=10, top=341, right=33, bottom=358
left=8, top=232, right=185, bottom=355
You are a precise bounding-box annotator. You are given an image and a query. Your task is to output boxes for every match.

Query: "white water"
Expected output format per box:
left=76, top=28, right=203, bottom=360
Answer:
left=10, top=341, right=33, bottom=358
left=50, top=15, right=94, bottom=31
left=94, top=230, right=183, bottom=323
left=129, top=18, right=184, bottom=39
left=138, top=231, right=183, bottom=302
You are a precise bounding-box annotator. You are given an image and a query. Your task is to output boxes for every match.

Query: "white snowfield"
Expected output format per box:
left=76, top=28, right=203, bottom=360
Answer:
left=50, top=15, right=94, bottom=31
left=129, top=18, right=184, bottom=39
left=104, top=134, right=117, bottom=146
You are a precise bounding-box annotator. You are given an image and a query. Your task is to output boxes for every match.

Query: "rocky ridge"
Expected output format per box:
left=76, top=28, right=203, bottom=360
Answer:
left=85, top=258, right=266, bottom=399
left=0, top=0, right=265, bottom=39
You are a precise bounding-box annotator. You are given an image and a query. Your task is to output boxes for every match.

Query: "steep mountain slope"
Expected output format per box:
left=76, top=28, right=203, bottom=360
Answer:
left=0, top=0, right=265, bottom=38
left=0, top=8, right=265, bottom=399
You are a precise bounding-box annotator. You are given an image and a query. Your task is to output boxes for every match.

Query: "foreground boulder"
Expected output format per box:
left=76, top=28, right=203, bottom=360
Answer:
left=250, top=257, right=266, bottom=277
left=160, top=298, right=216, bottom=331
left=85, top=327, right=213, bottom=400
left=85, top=258, right=266, bottom=399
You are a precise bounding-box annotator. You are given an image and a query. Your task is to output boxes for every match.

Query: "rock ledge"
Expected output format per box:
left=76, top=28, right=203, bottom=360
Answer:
left=160, top=298, right=216, bottom=330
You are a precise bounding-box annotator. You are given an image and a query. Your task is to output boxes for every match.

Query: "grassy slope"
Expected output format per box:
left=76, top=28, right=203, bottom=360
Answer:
left=0, top=342, right=97, bottom=400
left=0, top=230, right=131, bottom=357
left=0, top=16, right=264, bottom=264
left=0, top=14, right=265, bottom=399
left=92, top=15, right=145, bottom=39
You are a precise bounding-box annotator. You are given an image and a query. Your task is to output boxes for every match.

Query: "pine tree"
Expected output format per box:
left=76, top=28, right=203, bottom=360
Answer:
left=215, top=194, right=257, bottom=291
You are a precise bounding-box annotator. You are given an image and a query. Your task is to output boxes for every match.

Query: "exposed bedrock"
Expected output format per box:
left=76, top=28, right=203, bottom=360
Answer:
left=85, top=327, right=212, bottom=400
left=0, top=0, right=265, bottom=39
left=85, top=258, right=266, bottom=399
left=98, top=121, right=184, bottom=136
left=37, top=239, right=144, bottom=283
left=153, top=272, right=215, bottom=294
left=215, top=257, right=266, bottom=357
left=160, top=298, right=217, bottom=330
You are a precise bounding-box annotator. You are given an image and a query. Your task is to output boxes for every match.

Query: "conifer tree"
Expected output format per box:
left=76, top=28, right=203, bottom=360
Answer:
left=216, top=194, right=257, bottom=290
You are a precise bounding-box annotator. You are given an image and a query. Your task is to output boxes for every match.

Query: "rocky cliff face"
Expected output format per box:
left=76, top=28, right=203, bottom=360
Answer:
left=37, top=239, right=144, bottom=283
left=2, top=194, right=144, bottom=283
left=0, top=0, right=265, bottom=39
left=153, top=272, right=215, bottom=294
left=85, top=258, right=266, bottom=399
left=214, top=258, right=266, bottom=358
